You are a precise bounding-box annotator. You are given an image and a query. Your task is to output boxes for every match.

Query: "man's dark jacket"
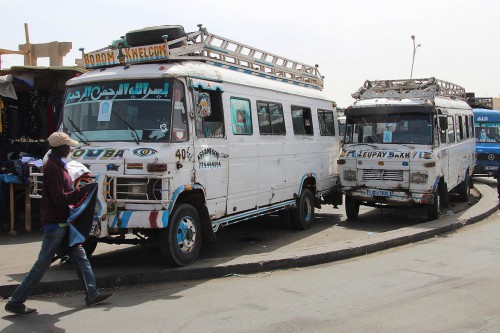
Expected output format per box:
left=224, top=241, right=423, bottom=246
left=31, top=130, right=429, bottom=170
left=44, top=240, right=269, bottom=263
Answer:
left=41, top=153, right=85, bottom=226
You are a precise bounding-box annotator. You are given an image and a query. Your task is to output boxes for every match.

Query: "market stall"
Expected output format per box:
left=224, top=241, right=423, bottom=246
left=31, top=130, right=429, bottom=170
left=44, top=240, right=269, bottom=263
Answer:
left=0, top=66, right=84, bottom=234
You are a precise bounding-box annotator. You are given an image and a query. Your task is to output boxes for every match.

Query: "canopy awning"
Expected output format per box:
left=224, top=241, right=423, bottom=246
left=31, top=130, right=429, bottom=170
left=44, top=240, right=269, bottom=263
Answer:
left=0, top=75, right=17, bottom=99
left=0, top=66, right=85, bottom=93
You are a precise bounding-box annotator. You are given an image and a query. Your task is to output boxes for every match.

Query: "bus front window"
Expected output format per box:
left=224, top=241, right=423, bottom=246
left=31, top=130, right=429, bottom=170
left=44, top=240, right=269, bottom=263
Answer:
left=345, top=111, right=433, bottom=145
left=62, top=79, right=174, bottom=142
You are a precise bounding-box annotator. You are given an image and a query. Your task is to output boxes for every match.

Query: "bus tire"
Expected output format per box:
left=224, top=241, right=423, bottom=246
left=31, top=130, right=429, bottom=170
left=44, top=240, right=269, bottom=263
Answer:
left=427, top=191, right=439, bottom=221
left=457, top=174, right=471, bottom=202
left=82, top=237, right=98, bottom=258
left=159, top=204, right=202, bottom=266
left=345, top=195, right=360, bottom=220
left=125, top=25, right=185, bottom=47
left=291, top=189, right=315, bottom=230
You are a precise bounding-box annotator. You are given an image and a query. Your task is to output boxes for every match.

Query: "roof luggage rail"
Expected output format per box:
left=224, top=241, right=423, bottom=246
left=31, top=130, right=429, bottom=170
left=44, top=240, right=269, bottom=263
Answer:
left=351, top=77, right=467, bottom=100
left=467, top=97, right=492, bottom=109
left=81, top=25, right=324, bottom=90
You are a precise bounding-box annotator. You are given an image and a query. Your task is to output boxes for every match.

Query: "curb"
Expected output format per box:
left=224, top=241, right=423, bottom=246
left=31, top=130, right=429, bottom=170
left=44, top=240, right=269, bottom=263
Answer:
left=1, top=183, right=497, bottom=298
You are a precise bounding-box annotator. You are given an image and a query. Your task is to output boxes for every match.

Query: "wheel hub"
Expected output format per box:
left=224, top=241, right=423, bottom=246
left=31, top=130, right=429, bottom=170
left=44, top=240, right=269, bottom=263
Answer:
left=176, top=216, right=197, bottom=254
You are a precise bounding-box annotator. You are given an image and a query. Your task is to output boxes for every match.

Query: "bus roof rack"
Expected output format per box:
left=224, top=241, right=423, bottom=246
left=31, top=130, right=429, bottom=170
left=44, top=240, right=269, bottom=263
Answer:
left=351, top=77, right=467, bottom=100
left=467, top=97, right=492, bottom=109
left=81, top=25, right=324, bottom=90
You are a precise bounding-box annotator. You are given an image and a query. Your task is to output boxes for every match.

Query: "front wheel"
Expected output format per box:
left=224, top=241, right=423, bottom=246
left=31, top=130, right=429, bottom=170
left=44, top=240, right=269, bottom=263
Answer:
left=291, top=189, right=315, bottom=230
left=345, top=195, right=360, bottom=220
left=159, top=204, right=202, bottom=266
left=456, top=174, right=471, bottom=202
left=426, top=191, right=439, bottom=221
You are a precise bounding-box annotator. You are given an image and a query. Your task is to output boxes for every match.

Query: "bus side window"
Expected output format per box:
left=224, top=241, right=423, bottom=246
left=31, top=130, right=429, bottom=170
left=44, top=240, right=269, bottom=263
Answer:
left=230, top=97, right=253, bottom=135
left=456, top=115, right=464, bottom=141
left=291, top=105, right=314, bottom=135
left=447, top=115, right=456, bottom=144
left=195, top=89, right=225, bottom=139
left=438, top=116, right=447, bottom=144
left=469, top=116, right=474, bottom=138
left=464, top=115, right=470, bottom=139
left=318, top=109, right=335, bottom=136
left=257, top=101, right=285, bottom=135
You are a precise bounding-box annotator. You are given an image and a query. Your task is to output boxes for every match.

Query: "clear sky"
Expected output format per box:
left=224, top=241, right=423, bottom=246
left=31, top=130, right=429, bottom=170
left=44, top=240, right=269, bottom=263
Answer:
left=2, top=0, right=499, bottom=107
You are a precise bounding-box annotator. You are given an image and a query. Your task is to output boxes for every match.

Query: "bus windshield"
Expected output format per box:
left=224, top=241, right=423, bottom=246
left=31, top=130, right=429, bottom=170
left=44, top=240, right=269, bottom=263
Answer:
left=476, top=122, right=500, bottom=143
left=62, top=79, right=173, bottom=142
left=344, top=113, right=432, bottom=145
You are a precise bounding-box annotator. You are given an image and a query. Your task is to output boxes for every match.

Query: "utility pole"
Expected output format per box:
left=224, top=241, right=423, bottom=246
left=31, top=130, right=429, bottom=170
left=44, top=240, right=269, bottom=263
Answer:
left=410, top=35, right=421, bottom=80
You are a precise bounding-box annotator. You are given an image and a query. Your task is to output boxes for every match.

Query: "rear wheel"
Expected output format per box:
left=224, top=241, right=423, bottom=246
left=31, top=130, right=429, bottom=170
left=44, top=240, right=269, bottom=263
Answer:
left=457, top=174, right=471, bottom=202
left=291, top=189, right=315, bottom=230
left=426, top=191, right=439, bottom=221
left=159, top=204, right=202, bottom=266
left=345, top=195, right=360, bottom=220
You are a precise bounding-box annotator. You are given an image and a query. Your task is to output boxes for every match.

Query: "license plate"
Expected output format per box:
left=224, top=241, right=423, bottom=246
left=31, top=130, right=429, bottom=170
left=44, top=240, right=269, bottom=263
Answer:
left=367, top=189, right=392, bottom=197
left=485, top=166, right=498, bottom=171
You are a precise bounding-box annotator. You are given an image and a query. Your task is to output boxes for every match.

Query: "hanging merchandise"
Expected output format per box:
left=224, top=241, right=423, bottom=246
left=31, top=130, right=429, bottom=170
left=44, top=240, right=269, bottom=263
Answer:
left=38, top=91, right=51, bottom=139
left=0, top=97, right=3, bottom=134
left=0, top=97, right=8, bottom=138
left=26, top=91, right=41, bottom=140
left=16, top=91, right=29, bottom=139
left=5, top=98, right=18, bottom=140
left=47, top=104, right=54, bottom=136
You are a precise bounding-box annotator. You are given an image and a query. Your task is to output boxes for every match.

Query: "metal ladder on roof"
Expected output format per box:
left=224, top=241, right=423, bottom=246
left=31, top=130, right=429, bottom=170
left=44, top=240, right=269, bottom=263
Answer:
left=165, top=25, right=324, bottom=90
left=351, top=77, right=466, bottom=100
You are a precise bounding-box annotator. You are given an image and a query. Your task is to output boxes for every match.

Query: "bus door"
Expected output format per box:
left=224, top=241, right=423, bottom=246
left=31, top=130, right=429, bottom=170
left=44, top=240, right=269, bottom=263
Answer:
left=437, top=114, right=451, bottom=184
left=226, top=96, right=259, bottom=213
left=191, top=79, right=229, bottom=215
left=445, top=115, right=460, bottom=188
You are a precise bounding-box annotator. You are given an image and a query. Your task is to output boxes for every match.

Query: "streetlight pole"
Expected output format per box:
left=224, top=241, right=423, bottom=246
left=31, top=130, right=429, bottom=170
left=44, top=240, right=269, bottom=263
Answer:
left=410, top=35, right=421, bottom=80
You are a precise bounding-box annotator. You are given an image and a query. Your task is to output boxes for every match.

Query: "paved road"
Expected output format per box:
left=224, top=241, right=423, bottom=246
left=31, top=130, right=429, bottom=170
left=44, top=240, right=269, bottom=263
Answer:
left=1, top=196, right=499, bottom=332
left=45, top=186, right=484, bottom=268
left=0, top=178, right=494, bottom=299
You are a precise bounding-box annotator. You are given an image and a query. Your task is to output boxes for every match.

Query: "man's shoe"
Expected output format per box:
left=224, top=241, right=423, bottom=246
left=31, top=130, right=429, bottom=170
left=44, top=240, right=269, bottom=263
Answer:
left=5, top=302, right=37, bottom=315
left=86, top=292, right=113, bottom=307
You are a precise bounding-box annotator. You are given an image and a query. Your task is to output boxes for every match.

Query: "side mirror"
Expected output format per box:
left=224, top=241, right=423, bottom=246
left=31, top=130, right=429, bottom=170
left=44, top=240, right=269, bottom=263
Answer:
left=439, top=117, right=448, bottom=129
left=196, top=92, right=211, bottom=118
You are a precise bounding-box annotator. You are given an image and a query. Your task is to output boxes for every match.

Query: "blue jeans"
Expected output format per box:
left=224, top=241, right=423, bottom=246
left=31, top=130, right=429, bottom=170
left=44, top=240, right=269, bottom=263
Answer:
left=9, top=226, right=98, bottom=304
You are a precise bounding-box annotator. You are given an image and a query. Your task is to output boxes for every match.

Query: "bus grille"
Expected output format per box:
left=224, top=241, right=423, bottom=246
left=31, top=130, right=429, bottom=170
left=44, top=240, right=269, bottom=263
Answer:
left=362, top=169, right=404, bottom=182
left=477, top=153, right=500, bottom=161
left=107, top=177, right=162, bottom=201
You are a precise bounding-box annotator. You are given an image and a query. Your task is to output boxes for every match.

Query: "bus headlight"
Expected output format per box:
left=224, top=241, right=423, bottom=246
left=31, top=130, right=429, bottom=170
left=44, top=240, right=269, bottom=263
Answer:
left=344, top=169, right=357, bottom=181
left=410, top=172, right=428, bottom=184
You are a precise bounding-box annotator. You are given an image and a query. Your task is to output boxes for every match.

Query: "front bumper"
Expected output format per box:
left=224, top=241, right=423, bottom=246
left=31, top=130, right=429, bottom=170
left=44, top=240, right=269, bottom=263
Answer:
left=344, top=187, right=433, bottom=205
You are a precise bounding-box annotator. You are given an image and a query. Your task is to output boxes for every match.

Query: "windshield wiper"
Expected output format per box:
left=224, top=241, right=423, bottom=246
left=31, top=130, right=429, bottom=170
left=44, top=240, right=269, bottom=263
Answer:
left=67, top=117, right=89, bottom=145
left=112, top=112, right=140, bottom=145
left=348, top=143, right=379, bottom=148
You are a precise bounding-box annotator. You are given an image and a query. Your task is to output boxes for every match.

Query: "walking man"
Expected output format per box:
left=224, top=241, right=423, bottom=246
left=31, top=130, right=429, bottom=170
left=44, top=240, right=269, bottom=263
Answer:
left=4, top=132, right=112, bottom=315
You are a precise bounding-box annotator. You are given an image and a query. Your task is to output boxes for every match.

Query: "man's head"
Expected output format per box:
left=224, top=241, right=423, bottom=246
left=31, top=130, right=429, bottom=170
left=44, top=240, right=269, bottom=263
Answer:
left=48, top=132, right=78, bottom=158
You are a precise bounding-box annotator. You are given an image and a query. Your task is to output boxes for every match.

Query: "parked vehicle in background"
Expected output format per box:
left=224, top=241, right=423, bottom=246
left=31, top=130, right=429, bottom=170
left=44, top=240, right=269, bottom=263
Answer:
left=472, top=108, right=500, bottom=176
left=33, top=25, right=342, bottom=266
left=338, top=116, right=346, bottom=139
left=338, top=78, right=475, bottom=221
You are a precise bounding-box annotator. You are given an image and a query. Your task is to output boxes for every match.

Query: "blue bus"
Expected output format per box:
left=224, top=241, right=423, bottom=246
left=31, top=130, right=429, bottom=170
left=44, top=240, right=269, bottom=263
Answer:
left=473, top=108, right=500, bottom=176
